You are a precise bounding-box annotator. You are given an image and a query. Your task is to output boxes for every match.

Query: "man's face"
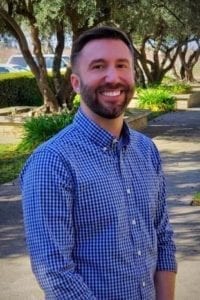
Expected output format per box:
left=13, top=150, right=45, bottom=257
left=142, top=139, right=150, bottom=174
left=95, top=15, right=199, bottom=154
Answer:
left=71, top=39, right=135, bottom=119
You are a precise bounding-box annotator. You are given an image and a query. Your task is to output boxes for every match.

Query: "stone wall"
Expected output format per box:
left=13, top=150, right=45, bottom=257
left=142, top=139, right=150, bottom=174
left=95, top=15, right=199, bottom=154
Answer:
left=0, top=109, right=150, bottom=144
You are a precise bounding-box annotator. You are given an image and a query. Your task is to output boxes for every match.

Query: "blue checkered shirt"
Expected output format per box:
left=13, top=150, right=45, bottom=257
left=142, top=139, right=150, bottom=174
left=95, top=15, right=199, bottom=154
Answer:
left=21, top=109, right=177, bottom=299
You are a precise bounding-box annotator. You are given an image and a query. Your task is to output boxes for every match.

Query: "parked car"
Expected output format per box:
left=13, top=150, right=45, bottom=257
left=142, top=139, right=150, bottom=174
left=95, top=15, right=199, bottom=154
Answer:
left=8, top=64, right=29, bottom=72
left=7, top=54, right=70, bottom=71
left=0, top=63, right=27, bottom=73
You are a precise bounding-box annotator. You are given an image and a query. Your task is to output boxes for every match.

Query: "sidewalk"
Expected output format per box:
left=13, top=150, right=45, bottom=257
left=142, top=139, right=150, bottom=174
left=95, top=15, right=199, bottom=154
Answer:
left=143, top=108, right=200, bottom=300
left=0, top=108, right=200, bottom=300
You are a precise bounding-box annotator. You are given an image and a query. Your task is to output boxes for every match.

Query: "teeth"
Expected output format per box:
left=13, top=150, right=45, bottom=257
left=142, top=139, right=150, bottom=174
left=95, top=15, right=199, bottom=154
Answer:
left=102, top=90, right=121, bottom=96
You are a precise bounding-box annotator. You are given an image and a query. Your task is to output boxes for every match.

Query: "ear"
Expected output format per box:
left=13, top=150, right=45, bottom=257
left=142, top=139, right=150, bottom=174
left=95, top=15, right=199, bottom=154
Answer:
left=71, top=73, right=81, bottom=94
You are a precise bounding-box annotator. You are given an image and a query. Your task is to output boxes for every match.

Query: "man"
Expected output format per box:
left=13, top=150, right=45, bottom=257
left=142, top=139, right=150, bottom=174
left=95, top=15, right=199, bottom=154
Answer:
left=21, top=26, right=177, bottom=299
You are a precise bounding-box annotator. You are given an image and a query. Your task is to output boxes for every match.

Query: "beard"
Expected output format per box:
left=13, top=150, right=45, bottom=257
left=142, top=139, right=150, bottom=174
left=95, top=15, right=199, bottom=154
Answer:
left=79, top=81, right=134, bottom=119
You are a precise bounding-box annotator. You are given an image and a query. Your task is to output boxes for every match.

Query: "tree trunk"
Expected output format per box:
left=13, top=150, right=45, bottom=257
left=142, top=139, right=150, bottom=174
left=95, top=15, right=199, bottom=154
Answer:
left=185, top=67, right=195, bottom=82
left=30, top=21, right=59, bottom=112
left=172, top=65, right=180, bottom=80
left=178, top=40, right=200, bottom=82
left=135, top=59, right=146, bottom=88
left=0, top=8, right=59, bottom=113
left=56, top=67, right=74, bottom=110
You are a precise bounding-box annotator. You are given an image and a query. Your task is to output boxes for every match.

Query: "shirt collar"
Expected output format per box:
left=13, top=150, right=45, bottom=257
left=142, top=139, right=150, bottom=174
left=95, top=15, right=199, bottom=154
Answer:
left=73, top=109, right=130, bottom=149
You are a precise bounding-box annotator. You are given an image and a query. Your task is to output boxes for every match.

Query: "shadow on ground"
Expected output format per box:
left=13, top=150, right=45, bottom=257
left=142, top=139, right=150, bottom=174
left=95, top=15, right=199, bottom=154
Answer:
left=170, top=208, right=200, bottom=261
left=142, top=110, right=200, bottom=140
left=0, top=181, right=27, bottom=258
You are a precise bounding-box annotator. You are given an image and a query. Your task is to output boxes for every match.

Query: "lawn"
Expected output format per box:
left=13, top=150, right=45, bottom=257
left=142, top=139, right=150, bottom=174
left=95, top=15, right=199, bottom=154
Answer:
left=0, top=144, right=30, bottom=184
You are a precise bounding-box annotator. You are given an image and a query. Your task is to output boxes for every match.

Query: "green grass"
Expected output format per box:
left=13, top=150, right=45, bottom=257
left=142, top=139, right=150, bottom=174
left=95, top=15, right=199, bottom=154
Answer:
left=0, top=144, right=30, bottom=184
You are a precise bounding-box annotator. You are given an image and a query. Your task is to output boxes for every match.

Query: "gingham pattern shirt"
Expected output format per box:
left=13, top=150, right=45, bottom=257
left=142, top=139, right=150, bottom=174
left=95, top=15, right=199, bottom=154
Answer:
left=21, top=109, right=177, bottom=300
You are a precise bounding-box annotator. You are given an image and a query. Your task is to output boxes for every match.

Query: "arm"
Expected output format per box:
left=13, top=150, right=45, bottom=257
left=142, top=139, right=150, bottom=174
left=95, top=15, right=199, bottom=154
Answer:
left=155, top=271, right=176, bottom=300
left=21, top=150, right=96, bottom=300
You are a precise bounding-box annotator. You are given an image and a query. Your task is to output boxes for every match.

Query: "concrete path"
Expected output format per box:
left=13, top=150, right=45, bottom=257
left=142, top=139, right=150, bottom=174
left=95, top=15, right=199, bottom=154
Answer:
left=0, top=108, right=200, bottom=299
left=143, top=108, right=200, bottom=300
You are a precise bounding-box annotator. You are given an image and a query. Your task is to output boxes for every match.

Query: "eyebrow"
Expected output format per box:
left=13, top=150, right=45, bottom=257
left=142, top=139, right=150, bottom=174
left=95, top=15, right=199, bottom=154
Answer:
left=88, top=59, right=105, bottom=67
left=88, top=58, right=131, bottom=67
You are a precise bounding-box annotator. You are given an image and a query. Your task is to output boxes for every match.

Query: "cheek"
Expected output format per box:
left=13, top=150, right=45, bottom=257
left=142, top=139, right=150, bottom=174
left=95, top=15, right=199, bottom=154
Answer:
left=125, top=70, right=135, bottom=84
left=82, top=77, right=102, bottom=91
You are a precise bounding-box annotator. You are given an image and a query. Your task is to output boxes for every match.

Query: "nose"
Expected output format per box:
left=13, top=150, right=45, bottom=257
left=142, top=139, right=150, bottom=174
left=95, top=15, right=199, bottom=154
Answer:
left=104, top=66, right=119, bottom=83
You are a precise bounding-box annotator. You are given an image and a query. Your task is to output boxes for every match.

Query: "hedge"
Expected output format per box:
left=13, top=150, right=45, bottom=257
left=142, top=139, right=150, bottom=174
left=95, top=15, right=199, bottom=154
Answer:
left=0, top=72, right=43, bottom=107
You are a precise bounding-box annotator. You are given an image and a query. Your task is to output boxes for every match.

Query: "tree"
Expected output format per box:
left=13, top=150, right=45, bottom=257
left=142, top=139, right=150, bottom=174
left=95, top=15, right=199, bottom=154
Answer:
left=177, top=39, right=200, bottom=82
left=0, top=0, right=119, bottom=113
left=0, top=0, right=63, bottom=112
left=112, top=0, right=200, bottom=84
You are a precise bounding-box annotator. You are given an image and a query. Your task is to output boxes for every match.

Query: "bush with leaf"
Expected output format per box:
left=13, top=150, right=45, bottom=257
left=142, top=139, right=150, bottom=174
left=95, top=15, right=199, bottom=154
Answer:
left=138, top=87, right=175, bottom=112
left=0, top=72, right=43, bottom=107
left=18, top=112, right=74, bottom=152
left=162, top=82, right=191, bottom=94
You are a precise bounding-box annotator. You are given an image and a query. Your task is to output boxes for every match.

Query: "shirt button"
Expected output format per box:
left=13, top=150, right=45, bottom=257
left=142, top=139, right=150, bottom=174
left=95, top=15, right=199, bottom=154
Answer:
left=138, top=250, right=142, bottom=256
left=132, top=219, right=136, bottom=225
left=126, top=188, right=131, bottom=194
left=142, top=281, right=146, bottom=287
left=103, top=147, right=107, bottom=152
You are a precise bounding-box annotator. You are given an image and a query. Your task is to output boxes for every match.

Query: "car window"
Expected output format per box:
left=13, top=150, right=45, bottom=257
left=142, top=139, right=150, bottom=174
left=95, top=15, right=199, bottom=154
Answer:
left=45, top=57, right=68, bottom=68
left=8, top=55, right=70, bottom=70
left=8, top=57, right=27, bottom=68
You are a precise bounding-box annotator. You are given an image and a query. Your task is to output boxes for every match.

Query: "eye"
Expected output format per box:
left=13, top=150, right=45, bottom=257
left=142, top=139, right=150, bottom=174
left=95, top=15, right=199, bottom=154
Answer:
left=92, top=64, right=104, bottom=70
left=117, top=63, right=128, bottom=69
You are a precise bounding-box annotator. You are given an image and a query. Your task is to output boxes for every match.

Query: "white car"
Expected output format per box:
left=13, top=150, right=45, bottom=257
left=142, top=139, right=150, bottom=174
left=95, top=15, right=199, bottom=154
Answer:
left=7, top=54, right=70, bottom=71
left=8, top=64, right=28, bottom=71
left=0, top=63, right=26, bottom=73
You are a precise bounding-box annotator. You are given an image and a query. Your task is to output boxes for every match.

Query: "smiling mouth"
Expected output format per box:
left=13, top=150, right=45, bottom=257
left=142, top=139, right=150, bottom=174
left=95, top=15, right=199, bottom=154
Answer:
left=100, top=90, right=122, bottom=97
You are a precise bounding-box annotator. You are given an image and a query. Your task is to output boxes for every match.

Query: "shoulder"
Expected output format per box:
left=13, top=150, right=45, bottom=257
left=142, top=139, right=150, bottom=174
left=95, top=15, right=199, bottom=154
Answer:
left=20, top=122, right=82, bottom=183
left=129, top=128, right=157, bottom=151
left=128, top=128, right=161, bottom=169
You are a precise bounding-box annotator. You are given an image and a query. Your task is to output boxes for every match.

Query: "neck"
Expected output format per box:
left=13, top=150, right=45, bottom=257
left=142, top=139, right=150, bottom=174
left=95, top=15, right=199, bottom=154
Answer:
left=80, top=103, right=124, bottom=138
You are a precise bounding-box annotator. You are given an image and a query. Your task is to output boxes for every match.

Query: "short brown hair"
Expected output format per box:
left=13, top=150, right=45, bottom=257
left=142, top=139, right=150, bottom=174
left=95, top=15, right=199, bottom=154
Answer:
left=70, top=26, right=134, bottom=71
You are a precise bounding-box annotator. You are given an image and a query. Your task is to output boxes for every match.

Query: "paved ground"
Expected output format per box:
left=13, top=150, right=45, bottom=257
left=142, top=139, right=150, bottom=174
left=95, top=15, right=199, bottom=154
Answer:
left=143, top=108, right=200, bottom=300
left=0, top=107, right=200, bottom=300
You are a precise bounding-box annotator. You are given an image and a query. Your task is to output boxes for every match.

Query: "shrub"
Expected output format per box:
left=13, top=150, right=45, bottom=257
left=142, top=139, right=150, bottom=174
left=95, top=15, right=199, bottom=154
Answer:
left=71, top=94, right=80, bottom=114
left=191, top=192, right=200, bottom=206
left=162, top=82, right=191, bottom=94
left=138, top=87, right=175, bottom=112
left=18, top=112, right=74, bottom=152
left=0, top=72, right=43, bottom=107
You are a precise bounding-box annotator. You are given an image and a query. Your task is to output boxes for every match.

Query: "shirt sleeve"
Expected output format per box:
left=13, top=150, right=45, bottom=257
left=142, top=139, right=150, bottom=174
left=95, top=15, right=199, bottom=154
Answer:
left=151, top=143, right=177, bottom=273
left=20, top=149, right=97, bottom=299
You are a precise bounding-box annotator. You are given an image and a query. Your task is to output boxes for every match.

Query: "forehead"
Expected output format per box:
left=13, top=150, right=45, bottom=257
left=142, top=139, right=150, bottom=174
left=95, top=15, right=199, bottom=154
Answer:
left=79, top=38, right=133, bottom=63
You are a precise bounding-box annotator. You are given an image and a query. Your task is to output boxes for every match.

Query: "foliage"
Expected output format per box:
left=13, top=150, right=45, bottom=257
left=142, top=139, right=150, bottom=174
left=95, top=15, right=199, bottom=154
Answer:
left=1, top=0, right=200, bottom=100
left=113, top=0, right=200, bottom=84
left=191, top=191, right=200, bottom=206
left=138, top=87, right=175, bottom=112
left=0, top=72, right=42, bottom=107
left=193, top=192, right=200, bottom=200
left=161, top=82, right=191, bottom=94
left=71, top=94, right=81, bottom=114
left=18, top=112, right=74, bottom=152
left=0, top=0, right=118, bottom=112
left=0, top=144, right=30, bottom=184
